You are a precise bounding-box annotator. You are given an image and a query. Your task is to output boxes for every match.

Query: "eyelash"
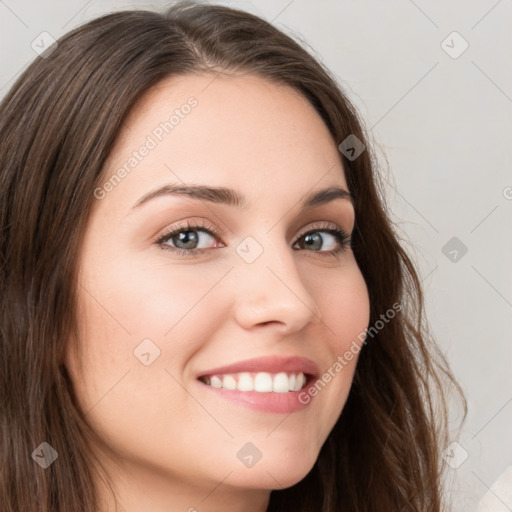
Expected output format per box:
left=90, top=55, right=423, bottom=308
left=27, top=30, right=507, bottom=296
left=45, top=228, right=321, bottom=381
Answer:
left=154, top=219, right=351, bottom=258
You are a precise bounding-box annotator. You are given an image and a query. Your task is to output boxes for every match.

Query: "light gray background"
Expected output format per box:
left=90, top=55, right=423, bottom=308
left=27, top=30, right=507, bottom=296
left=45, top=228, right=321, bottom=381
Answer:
left=1, top=1, right=511, bottom=511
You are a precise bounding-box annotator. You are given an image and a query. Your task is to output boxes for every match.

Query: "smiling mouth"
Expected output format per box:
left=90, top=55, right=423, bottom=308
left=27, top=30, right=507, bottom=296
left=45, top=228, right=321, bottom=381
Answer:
left=198, top=371, right=310, bottom=393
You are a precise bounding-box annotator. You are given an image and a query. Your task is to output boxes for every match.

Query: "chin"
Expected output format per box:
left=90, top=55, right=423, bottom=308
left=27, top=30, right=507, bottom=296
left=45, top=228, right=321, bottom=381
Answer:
left=230, top=451, right=318, bottom=491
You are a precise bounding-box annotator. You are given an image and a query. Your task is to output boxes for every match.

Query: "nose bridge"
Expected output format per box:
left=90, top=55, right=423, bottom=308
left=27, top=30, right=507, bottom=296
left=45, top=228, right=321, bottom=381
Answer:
left=231, top=230, right=322, bottom=329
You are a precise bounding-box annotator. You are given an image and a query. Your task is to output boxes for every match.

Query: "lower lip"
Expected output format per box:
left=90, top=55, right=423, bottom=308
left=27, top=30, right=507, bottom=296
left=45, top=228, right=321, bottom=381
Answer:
left=197, top=379, right=316, bottom=414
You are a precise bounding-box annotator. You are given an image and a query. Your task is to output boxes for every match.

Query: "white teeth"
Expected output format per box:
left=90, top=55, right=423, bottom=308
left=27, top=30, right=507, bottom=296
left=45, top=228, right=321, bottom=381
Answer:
left=222, top=375, right=237, bottom=390
left=254, top=372, right=273, bottom=392
left=237, top=372, right=254, bottom=391
left=210, top=375, right=222, bottom=388
left=295, top=373, right=305, bottom=391
left=202, top=371, right=306, bottom=393
left=288, top=374, right=296, bottom=391
left=272, top=372, right=289, bottom=393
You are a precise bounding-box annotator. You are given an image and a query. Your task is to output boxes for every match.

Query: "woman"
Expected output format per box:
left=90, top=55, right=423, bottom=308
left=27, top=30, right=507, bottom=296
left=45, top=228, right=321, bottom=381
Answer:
left=0, top=2, right=466, bottom=511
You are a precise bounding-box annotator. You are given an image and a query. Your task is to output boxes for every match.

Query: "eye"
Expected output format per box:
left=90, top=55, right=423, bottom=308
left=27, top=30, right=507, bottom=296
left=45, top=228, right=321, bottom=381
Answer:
left=293, top=223, right=351, bottom=255
left=154, top=220, right=351, bottom=257
left=155, top=219, right=222, bottom=256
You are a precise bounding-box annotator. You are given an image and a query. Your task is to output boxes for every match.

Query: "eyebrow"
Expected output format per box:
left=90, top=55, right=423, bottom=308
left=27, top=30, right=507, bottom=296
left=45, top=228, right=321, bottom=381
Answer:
left=131, top=183, right=354, bottom=211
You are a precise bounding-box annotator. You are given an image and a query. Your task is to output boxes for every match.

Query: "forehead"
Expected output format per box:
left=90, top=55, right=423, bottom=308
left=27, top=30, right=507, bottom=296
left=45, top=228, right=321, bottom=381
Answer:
left=99, top=73, right=348, bottom=211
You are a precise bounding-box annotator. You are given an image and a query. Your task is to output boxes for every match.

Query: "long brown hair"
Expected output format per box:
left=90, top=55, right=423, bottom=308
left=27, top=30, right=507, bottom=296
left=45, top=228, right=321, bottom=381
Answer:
left=0, top=2, right=466, bottom=511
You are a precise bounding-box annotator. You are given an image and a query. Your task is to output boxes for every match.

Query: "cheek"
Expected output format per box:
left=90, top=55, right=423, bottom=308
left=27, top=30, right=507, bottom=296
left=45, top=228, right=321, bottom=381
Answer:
left=119, top=254, right=232, bottom=332
left=77, top=246, right=225, bottom=339
left=300, top=261, right=369, bottom=434
left=67, top=253, right=230, bottom=398
left=312, top=260, right=370, bottom=350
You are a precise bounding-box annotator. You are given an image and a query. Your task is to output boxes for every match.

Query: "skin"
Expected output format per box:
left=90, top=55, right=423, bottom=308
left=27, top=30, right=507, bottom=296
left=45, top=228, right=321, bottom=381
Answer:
left=65, top=73, right=370, bottom=512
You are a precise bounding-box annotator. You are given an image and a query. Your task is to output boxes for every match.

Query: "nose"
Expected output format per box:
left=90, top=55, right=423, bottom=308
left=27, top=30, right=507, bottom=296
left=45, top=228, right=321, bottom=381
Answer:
left=230, top=235, right=322, bottom=334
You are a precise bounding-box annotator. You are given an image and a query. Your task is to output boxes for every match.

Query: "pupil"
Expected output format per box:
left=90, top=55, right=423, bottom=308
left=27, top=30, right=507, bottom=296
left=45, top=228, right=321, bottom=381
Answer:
left=174, top=230, right=198, bottom=249
left=304, top=233, right=322, bottom=250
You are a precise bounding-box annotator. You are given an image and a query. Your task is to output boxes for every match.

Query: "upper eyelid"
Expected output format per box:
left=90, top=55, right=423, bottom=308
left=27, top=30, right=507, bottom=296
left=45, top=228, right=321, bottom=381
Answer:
left=295, top=222, right=347, bottom=237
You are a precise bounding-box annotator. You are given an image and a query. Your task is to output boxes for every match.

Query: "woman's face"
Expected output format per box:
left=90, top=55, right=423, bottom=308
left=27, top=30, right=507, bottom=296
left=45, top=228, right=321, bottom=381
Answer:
left=66, top=73, right=370, bottom=508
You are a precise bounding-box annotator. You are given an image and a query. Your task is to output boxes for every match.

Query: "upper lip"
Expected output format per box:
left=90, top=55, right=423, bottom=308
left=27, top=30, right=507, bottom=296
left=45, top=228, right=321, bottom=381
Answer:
left=197, top=356, right=320, bottom=379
